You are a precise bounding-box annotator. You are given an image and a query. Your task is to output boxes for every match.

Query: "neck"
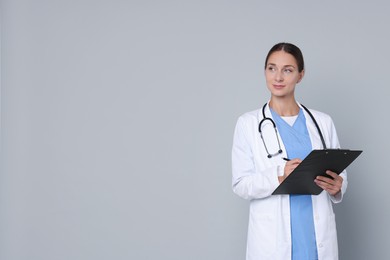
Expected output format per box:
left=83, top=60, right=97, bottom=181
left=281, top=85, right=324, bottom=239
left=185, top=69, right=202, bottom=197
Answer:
left=269, top=97, right=299, bottom=116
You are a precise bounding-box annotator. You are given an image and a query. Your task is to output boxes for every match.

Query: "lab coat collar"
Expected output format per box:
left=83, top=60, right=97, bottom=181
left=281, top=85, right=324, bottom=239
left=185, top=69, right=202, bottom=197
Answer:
left=262, top=101, right=323, bottom=150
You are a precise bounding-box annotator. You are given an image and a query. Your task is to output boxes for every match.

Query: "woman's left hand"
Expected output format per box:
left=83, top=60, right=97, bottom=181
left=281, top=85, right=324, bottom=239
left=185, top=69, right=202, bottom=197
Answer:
left=314, top=170, right=343, bottom=196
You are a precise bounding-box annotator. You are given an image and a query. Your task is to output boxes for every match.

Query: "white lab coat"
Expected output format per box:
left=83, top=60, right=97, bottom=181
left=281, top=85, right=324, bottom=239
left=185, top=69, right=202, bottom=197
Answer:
left=232, top=102, right=347, bottom=260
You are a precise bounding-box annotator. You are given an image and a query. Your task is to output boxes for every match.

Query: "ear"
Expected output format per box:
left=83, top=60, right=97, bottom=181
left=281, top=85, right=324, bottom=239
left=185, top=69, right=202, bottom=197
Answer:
left=297, top=69, right=305, bottom=83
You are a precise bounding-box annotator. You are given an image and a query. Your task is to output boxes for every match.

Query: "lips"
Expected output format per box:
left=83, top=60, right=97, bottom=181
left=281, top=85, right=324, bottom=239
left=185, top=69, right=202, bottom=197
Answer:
left=273, top=84, right=285, bottom=89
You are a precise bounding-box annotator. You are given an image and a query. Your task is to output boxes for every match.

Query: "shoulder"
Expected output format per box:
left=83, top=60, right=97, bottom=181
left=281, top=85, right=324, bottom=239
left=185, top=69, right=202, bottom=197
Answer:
left=238, top=109, right=259, bottom=121
left=234, top=109, right=260, bottom=135
left=235, top=109, right=261, bottom=128
left=303, top=106, right=338, bottom=139
left=304, top=106, right=333, bottom=124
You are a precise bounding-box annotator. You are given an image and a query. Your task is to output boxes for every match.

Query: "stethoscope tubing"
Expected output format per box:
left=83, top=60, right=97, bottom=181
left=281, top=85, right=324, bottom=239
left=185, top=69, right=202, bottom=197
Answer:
left=258, top=103, right=327, bottom=159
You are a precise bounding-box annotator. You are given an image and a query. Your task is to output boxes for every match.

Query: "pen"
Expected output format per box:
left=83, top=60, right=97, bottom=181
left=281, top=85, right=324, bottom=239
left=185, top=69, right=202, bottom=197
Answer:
left=283, top=157, right=290, bottom=161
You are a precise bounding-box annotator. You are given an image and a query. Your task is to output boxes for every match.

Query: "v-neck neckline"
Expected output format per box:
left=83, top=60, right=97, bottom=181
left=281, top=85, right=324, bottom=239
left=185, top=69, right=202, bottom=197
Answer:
left=281, top=115, right=299, bottom=127
left=271, top=108, right=303, bottom=129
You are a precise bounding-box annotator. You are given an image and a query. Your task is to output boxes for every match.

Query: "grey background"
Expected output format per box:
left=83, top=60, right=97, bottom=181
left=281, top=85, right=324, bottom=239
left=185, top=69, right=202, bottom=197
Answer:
left=1, top=1, right=389, bottom=259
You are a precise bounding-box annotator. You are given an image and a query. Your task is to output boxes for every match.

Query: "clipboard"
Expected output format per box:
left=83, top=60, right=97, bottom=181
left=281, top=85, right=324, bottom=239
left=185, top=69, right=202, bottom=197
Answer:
left=272, top=149, right=362, bottom=195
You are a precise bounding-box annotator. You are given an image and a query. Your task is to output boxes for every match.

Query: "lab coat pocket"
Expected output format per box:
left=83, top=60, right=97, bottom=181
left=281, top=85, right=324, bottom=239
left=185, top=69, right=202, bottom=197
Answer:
left=247, top=212, right=277, bottom=257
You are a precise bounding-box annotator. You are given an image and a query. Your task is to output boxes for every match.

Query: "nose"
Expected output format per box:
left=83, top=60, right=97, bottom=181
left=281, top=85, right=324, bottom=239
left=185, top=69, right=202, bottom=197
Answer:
left=275, top=71, right=283, bottom=82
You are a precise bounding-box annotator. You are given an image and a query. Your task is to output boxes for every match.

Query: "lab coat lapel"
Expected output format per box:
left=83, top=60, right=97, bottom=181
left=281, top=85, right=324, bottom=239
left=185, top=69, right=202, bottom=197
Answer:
left=298, top=103, right=323, bottom=150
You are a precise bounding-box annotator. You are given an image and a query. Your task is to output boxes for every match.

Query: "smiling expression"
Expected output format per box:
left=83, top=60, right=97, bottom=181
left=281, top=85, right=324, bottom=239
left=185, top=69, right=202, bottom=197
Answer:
left=265, top=50, right=305, bottom=99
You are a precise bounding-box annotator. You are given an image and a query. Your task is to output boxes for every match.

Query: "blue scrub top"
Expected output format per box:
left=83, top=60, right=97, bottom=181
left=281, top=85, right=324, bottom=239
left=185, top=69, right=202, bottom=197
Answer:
left=271, top=108, right=318, bottom=260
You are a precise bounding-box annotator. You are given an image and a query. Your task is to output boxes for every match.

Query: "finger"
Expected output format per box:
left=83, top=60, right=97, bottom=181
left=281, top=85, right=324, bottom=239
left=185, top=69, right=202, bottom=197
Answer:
left=315, top=179, right=332, bottom=189
left=286, top=159, right=302, bottom=169
left=314, top=178, right=341, bottom=195
left=325, top=170, right=341, bottom=180
left=326, top=172, right=343, bottom=185
left=315, top=176, right=340, bottom=188
left=289, top=158, right=302, bottom=164
left=314, top=180, right=338, bottom=195
left=317, top=172, right=343, bottom=183
left=316, top=175, right=336, bottom=185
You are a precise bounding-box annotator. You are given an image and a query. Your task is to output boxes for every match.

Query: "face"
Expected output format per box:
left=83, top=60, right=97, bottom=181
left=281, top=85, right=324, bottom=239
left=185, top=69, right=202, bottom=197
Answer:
left=265, top=50, right=304, bottom=99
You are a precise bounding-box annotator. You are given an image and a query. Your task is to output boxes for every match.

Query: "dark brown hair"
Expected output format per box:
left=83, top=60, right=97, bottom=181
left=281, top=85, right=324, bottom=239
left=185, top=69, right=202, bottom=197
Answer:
left=264, top=43, right=305, bottom=72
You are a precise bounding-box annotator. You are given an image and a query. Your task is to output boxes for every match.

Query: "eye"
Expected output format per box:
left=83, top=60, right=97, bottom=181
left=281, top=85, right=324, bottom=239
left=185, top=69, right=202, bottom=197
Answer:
left=267, top=66, right=276, bottom=72
left=283, top=68, right=293, bottom=73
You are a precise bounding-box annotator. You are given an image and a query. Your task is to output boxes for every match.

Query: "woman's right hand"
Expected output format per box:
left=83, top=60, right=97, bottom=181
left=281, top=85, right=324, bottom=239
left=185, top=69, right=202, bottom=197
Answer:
left=278, top=158, right=302, bottom=183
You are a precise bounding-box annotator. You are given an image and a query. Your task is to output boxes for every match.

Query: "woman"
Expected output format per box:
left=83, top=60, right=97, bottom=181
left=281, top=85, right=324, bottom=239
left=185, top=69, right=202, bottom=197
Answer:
left=232, top=43, right=346, bottom=260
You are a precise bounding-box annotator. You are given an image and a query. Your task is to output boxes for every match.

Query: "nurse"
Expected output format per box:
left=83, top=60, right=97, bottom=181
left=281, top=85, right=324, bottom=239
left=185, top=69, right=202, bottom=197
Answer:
left=232, top=42, right=347, bottom=260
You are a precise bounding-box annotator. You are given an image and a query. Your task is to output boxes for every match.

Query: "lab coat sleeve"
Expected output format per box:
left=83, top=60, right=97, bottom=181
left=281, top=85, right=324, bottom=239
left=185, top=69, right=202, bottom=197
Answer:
left=231, top=117, right=280, bottom=200
left=328, top=118, right=348, bottom=203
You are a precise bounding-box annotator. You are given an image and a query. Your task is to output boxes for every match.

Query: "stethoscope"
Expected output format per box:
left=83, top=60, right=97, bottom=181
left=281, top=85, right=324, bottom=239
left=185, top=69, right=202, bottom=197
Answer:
left=258, top=103, right=327, bottom=158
